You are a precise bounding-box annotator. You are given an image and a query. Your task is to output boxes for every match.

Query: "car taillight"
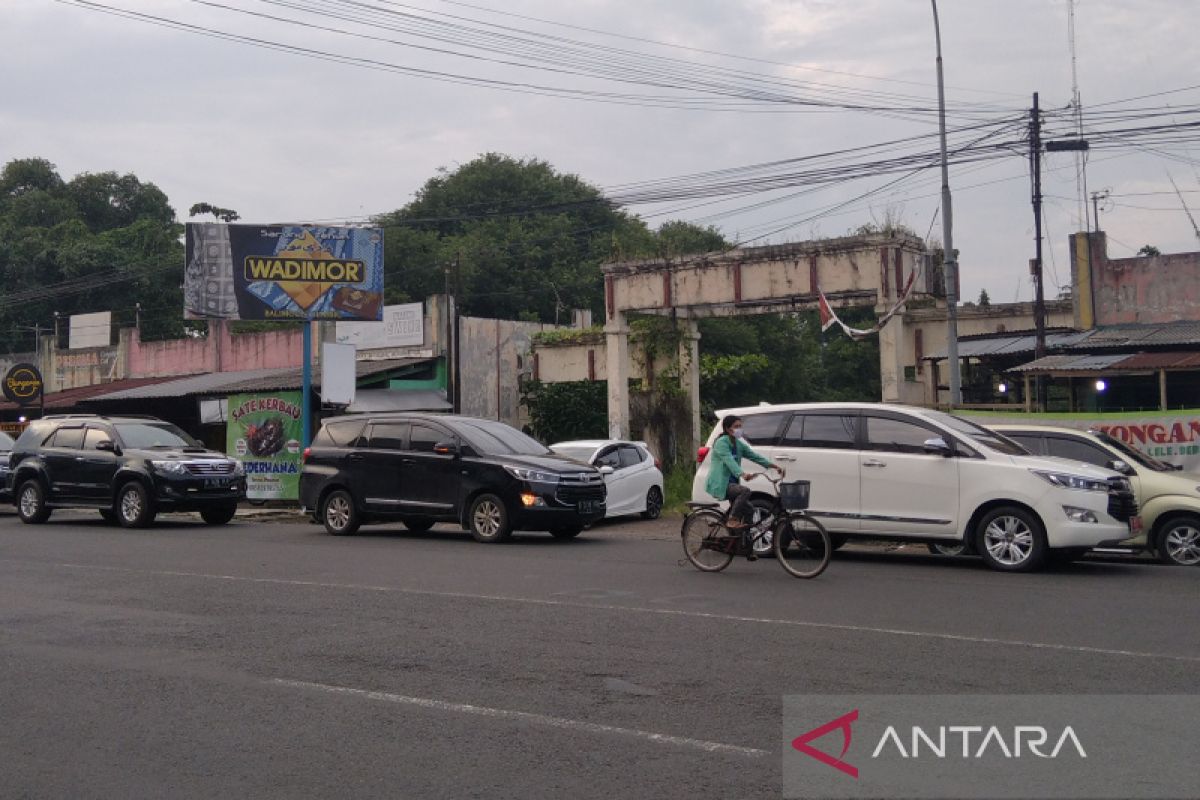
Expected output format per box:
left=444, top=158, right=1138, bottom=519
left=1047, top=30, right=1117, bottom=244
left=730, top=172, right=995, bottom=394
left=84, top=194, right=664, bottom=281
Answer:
left=697, top=446, right=710, bottom=464
left=654, top=458, right=662, bottom=471
left=302, top=447, right=311, bottom=463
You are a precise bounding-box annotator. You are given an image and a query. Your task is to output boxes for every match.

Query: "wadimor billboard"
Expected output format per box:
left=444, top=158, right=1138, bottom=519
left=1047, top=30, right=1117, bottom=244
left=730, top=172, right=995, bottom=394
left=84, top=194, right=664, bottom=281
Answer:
left=184, top=223, right=384, bottom=321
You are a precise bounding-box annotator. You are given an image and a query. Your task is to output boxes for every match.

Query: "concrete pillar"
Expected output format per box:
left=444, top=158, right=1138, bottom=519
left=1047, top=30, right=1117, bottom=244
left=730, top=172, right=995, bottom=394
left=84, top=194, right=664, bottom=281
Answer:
left=605, top=312, right=630, bottom=439
left=679, top=317, right=702, bottom=457
left=877, top=307, right=904, bottom=404
left=1159, top=369, right=1168, bottom=411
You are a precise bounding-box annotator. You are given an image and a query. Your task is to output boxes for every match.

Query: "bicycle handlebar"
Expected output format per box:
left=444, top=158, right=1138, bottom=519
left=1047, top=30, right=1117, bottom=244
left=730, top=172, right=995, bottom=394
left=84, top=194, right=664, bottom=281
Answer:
left=743, top=469, right=784, bottom=485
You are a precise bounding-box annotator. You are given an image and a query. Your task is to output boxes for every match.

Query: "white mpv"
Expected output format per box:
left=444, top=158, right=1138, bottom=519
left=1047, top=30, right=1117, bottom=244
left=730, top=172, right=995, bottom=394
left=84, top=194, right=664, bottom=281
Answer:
left=692, top=403, right=1135, bottom=572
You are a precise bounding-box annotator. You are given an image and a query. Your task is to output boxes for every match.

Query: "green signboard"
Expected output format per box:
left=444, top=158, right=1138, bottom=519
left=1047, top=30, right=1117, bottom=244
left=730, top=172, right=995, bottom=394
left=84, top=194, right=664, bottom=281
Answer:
left=227, top=391, right=304, bottom=500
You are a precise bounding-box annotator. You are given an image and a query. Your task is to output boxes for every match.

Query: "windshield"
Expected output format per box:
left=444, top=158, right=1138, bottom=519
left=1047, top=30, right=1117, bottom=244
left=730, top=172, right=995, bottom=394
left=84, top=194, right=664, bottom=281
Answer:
left=0, top=431, right=13, bottom=450
left=923, top=411, right=1031, bottom=456
left=114, top=422, right=202, bottom=449
left=1094, top=431, right=1174, bottom=472
left=550, top=445, right=596, bottom=463
left=458, top=419, right=551, bottom=456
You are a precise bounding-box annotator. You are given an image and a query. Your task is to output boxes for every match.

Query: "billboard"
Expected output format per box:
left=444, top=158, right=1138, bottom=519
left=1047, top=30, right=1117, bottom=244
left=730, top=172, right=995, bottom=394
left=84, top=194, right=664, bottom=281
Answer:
left=335, top=302, right=424, bottom=350
left=227, top=391, right=304, bottom=500
left=68, top=311, right=112, bottom=349
left=185, top=223, right=384, bottom=321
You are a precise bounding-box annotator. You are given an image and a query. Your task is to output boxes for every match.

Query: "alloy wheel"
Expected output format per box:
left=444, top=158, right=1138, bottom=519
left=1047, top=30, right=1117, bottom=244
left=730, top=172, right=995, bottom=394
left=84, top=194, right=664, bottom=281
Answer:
left=1165, top=524, right=1200, bottom=566
left=19, top=486, right=39, bottom=518
left=120, top=488, right=143, bottom=522
left=473, top=500, right=502, bottom=538
left=326, top=495, right=351, bottom=532
left=983, top=515, right=1034, bottom=566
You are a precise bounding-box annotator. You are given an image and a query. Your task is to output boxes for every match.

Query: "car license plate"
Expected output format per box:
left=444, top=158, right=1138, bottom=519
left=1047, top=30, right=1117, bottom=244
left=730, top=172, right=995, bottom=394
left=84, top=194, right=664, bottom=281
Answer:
left=578, top=500, right=598, bottom=514
left=204, top=477, right=230, bottom=489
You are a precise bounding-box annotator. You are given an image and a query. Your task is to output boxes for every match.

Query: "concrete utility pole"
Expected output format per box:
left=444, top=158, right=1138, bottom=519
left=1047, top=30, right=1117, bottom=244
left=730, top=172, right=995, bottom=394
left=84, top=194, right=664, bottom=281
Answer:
left=931, top=0, right=961, bottom=407
left=1030, top=93, right=1047, bottom=411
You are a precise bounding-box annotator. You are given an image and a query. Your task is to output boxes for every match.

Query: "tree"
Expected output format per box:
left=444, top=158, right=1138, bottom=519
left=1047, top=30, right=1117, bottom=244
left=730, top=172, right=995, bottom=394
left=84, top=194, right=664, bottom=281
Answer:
left=374, top=154, right=726, bottom=323
left=189, top=202, right=240, bottom=222
left=978, top=288, right=991, bottom=307
left=0, top=157, right=187, bottom=350
left=1137, top=245, right=1161, bottom=257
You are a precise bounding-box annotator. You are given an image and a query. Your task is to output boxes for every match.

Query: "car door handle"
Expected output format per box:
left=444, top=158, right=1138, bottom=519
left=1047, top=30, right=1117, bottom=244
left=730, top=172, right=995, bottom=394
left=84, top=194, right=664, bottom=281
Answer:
left=862, top=459, right=887, bottom=468
left=402, top=458, right=416, bottom=465
left=76, top=456, right=85, bottom=462
left=348, top=454, right=364, bottom=462
left=776, top=455, right=797, bottom=462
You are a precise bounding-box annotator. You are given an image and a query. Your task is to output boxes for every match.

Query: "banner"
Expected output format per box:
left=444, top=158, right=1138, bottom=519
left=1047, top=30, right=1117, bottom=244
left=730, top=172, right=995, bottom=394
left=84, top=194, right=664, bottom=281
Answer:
left=335, top=302, right=424, bottom=349
left=963, top=409, right=1200, bottom=472
left=3, top=363, right=44, bottom=406
left=185, top=223, right=384, bottom=321
left=819, top=268, right=918, bottom=340
left=227, top=391, right=304, bottom=500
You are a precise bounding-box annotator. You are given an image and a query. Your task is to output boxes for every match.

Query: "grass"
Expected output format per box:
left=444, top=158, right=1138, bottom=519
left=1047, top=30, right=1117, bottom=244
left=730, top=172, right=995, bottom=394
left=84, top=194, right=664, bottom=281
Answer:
left=662, top=463, right=697, bottom=517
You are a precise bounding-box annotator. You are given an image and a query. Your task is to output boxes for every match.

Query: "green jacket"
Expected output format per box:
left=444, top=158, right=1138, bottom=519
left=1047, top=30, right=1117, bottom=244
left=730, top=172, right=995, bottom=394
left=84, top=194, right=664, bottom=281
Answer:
left=704, top=434, right=771, bottom=499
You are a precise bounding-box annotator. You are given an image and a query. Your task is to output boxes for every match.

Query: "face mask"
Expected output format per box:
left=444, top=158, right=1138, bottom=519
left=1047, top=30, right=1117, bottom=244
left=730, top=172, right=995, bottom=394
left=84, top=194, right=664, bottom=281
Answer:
left=732, top=429, right=745, bottom=439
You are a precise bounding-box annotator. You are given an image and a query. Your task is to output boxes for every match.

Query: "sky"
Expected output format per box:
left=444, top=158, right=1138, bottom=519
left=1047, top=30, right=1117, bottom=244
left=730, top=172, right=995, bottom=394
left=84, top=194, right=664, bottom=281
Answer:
left=4, top=0, right=1200, bottom=307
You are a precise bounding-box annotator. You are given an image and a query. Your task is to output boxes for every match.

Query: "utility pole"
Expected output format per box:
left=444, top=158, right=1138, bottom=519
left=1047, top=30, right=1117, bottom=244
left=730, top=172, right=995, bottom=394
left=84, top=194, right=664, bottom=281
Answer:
left=1029, top=92, right=1046, bottom=411
left=931, top=0, right=961, bottom=407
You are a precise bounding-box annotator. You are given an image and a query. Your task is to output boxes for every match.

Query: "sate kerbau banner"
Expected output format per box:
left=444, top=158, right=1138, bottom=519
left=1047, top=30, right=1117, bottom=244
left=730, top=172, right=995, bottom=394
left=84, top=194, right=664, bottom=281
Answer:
left=185, top=223, right=384, bottom=320
left=227, top=392, right=304, bottom=500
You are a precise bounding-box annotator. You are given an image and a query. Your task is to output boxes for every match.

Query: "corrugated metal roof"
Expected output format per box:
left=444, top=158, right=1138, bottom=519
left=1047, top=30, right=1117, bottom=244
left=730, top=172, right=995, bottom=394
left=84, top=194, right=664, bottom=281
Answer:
left=1068, top=322, right=1200, bottom=349
left=1110, top=351, right=1200, bottom=370
left=1009, top=353, right=1129, bottom=373
left=926, top=330, right=1088, bottom=360
left=0, top=376, right=180, bottom=412
left=87, top=358, right=430, bottom=401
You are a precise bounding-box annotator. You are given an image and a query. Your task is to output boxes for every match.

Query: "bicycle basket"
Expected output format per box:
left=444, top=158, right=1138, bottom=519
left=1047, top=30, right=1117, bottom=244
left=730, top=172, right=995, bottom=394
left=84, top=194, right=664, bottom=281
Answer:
left=778, top=480, right=811, bottom=511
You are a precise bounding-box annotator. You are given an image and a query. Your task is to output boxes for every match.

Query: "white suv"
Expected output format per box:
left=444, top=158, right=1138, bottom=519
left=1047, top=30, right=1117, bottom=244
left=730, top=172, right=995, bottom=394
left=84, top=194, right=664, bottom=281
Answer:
left=692, top=403, right=1135, bottom=572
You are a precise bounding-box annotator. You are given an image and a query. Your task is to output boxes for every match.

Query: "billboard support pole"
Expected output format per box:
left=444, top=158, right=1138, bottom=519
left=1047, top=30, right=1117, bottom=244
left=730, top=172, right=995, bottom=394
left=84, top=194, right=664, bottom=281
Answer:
left=302, top=320, right=313, bottom=447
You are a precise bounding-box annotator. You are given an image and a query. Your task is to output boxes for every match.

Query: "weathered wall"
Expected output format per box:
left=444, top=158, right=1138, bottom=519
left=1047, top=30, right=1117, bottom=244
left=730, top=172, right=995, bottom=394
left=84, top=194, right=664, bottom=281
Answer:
left=1074, top=232, right=1200, bottom=327
left=458, top=316, right=556, bottom=428
left=126, top=322, right=309, bottom=378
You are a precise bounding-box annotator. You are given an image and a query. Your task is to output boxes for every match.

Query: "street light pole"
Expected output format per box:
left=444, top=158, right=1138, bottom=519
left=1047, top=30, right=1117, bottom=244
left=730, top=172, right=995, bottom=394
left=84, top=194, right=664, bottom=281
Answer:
left=932, top=0, right=961, bottom=407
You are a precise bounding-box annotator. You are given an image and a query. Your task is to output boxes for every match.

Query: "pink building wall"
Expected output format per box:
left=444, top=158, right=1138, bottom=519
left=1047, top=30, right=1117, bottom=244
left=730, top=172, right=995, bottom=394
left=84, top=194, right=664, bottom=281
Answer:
left=124, top=322, right=310, bottom=378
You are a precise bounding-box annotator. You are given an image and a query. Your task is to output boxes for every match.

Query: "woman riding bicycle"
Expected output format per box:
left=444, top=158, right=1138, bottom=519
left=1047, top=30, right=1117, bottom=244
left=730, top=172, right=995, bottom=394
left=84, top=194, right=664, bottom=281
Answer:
left=704, top=415, right=784, bottom=543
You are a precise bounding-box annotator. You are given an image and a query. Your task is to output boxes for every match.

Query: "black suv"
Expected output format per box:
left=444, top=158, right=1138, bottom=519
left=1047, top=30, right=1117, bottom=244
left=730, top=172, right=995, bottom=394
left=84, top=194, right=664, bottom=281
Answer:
left=8, top=414, right=247, bottom=528
left=299, top=413, right=606, bottom=542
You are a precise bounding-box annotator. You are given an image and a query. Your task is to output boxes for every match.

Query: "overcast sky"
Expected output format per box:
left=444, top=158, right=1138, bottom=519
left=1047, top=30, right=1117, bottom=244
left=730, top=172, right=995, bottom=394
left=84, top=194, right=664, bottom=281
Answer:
left=5, top=0, right=1200, bottom=306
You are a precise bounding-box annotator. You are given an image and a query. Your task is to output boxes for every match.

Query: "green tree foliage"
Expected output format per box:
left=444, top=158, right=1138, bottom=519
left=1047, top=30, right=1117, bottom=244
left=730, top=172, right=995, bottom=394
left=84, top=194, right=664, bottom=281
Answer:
left=374, top=154, right=723, bottom=323
left=698, top=310, right=880, bottom=414
left=520, top=379, right=609, bottom=443
left=978, top=288, right=991, bottom=307
left=1137, top=245, right=1161, bottom=257
left=0, top=158, right=187, bottom=350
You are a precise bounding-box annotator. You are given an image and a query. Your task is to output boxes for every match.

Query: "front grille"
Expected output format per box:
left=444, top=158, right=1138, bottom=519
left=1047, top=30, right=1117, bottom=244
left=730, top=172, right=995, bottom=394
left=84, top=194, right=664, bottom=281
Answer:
left=556, top=472, right=606, bottom=506
left=1106, top=477, right=1137, bottom=522
left=184, top=461, right=237, bottom=476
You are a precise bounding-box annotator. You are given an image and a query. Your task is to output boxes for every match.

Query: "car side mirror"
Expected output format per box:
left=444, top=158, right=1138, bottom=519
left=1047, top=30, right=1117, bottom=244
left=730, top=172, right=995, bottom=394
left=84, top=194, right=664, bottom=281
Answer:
left=96, top=440, right=117, bottom=454
left=433, top=441, right=459, bottom=456
left=598, top=465, right=615, bottom=475
left=923, top=437, right=953, bottom=457
left=1107, top=459, right=1135, bottom=476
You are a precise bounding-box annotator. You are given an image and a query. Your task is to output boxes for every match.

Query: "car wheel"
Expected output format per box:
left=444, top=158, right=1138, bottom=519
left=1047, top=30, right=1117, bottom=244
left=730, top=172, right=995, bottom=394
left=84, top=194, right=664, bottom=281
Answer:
left=321, top=489, right=360, bottom=536
left=468, top=494, right=511, bottom=543
left=16, top=480, right=51, bottom=524
left=402, top=517, right=435, bottom=533
left=973, top=506, right=1046, bottom=572
left=641, top=487, right=663, bottom=520
left=117, top=481, right=157, bottom=528
left=1157, top=515, right=1200, bottom=566
left=550, top=526, right=583, bottom=539
left=927, top=542, right=971, bottom=557
left=200, top=505, right=237, bottom=525
left=99, top=509, right=118, bottom=524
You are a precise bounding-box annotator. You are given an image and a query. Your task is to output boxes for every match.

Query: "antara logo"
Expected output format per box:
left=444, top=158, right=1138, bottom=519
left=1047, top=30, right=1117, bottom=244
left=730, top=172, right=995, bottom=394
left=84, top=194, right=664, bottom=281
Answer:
left=792, top=710, right=1087, bottom=779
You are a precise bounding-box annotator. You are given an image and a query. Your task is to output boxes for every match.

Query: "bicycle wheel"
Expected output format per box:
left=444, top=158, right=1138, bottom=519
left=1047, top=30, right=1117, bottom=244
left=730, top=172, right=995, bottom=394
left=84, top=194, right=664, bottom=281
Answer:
left=681, top=510, right=736, bottom=572
left=773, top=512, right=831, bottom=579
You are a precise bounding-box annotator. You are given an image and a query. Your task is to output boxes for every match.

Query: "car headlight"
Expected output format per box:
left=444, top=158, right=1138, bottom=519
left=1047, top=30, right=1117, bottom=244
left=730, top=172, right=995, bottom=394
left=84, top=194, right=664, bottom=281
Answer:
left=1031, top=469, right=1108, bottom=492
left=150, top=459, right=189, bottom=476
left=503, top=465, right=560, bottom=483
left=231, top=459, right=245, bottom=476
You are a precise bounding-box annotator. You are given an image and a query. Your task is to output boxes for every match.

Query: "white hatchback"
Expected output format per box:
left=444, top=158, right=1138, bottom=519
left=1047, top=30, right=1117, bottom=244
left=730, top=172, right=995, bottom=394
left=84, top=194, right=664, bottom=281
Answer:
left=550, top=440, right=665, bottom=520
left=692, top=403, right=1135, bottom=572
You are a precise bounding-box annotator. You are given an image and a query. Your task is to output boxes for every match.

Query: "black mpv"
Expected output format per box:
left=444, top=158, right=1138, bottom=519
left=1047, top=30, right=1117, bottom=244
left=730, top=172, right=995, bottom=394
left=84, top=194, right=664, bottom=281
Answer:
left=8, top=414, right=246, bottom=528
left=299, top=413, right=607, bottom=542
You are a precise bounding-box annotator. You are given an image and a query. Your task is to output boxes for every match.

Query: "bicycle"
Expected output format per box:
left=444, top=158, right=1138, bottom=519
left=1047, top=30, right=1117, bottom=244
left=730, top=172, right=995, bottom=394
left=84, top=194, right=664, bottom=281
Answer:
left=680, top=472, right=831, bottom=579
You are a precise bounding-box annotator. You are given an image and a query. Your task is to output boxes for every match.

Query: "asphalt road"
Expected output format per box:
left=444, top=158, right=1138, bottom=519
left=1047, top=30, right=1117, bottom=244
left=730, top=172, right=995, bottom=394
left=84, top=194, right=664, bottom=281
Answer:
left=1, top=509, right=1196, bottom=799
